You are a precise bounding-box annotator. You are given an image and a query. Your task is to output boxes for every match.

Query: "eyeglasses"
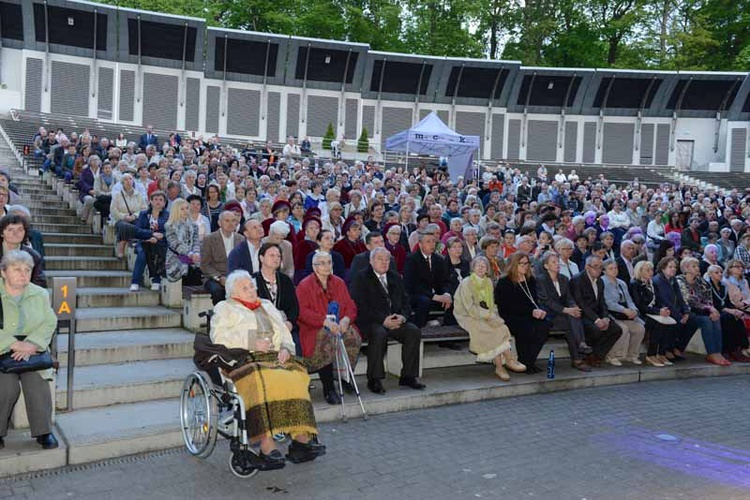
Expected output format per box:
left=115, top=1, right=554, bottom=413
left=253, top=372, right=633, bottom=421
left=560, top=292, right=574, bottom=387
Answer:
left=313, top=261, right=332, bottom=266
left=518, top=261, right=530, bottom=266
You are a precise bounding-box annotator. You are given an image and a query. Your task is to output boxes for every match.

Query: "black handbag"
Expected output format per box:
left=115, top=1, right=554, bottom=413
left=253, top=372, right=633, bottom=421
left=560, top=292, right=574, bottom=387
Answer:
left=0, top=296, right=54, bottom=374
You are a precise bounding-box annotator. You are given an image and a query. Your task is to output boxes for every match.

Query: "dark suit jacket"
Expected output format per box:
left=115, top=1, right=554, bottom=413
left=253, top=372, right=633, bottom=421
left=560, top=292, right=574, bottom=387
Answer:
left=616, top=256, right=635, bottom=284
left=227, top=240, right=260, bottom=275
left=349, top=266, right=411, bottom=327
left=139, top=133, right=159, bottom=152
left=536, top=272, right=576, bottom=321
left=461, top=242, right=481, bottom=263
left=403, top=251, right=449, bottom=299
left=349, top=250, right=397, bottom=282
left=253, top=270, right=299, bottom=326
left=569, top=272, right=607, bottom=323
left=652, top=272, right=690, bottom=322
left=200, top=230, right=244, bottom=280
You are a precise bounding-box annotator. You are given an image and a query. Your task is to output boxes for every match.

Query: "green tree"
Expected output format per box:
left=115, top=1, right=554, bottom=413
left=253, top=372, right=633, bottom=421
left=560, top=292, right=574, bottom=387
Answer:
left=357, top=128, right=370, bottom=153
left=322, top=123, right=335, bottom=150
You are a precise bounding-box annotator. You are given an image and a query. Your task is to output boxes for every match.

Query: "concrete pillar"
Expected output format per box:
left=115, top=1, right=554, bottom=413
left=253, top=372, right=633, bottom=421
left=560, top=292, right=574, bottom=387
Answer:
left=161, top=279, right=183, bottom=308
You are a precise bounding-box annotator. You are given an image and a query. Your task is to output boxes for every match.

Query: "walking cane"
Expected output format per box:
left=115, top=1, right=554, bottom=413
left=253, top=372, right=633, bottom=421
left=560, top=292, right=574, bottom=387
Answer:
left=328, top=302, right=368, bottom=421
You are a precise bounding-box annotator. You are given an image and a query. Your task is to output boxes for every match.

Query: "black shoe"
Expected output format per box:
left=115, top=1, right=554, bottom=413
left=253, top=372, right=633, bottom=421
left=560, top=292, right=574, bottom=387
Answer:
left=437, top=342, right=463, bottom=351
left=341, top=380, right=355, bottom=395
left=257, top=449, right=286, bottom=470
left=323, top=389, right=341, bottom=405
left=0, top=436, right=4, bottom=449
left=398, top=377, right=426, bottom=390
left=35, top=433, right=58, bottom=450
left=367, top=379, right=386, bottom=395
left=286, top=439, right=326, bottom=464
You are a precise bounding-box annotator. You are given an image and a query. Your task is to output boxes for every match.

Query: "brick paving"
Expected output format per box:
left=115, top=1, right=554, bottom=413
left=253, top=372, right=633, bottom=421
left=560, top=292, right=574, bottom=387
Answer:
left=3, top=375, right=750, bottom=500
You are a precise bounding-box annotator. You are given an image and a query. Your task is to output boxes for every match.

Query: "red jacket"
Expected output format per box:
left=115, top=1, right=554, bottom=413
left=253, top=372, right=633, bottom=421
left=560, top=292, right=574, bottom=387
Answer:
left=295, top=274, right=360, bottom=358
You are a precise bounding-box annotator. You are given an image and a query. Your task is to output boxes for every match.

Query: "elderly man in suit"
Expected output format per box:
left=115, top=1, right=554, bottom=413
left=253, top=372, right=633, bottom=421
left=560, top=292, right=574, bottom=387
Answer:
left=569, top=255, right=623, bottom=366
left=201, top=211, right=245, bottom=304
left=616, top=240, right=637, bottom=283
left=350, top=247, right=425, bottom=394
left=228, top=219, right=264, bottom=275
left=403, top=232, right=451, bottom=327
left=139, top=125, right=159, bottom=152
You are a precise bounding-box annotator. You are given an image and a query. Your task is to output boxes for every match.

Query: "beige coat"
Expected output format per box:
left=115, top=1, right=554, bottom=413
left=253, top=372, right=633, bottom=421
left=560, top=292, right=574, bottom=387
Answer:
left=210, top=298, right=296, bottom=354
left=453, top=276, right=513, bottom=363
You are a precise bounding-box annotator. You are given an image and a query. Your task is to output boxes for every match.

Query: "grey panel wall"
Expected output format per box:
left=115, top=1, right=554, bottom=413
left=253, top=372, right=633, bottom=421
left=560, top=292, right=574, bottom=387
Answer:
left=119, top=70, right=135, bottom=122
left=526, top=120, right=557, bottom=161
left=381, top=107, right=412, bottom=148
left=640, top=123, right=654, bottom=165
left=602, top=123, right=634, bottom=164
left=24, top=58, right=43, bottom=112
left=583, top=122, right=597, bottom=163
left=362, top=105, right=375, bottom=136
left=185, top=78, right=201, bottom=131
left=286, top=94, right=300, bottom=139
left=205, top=86, right=220, bottom=134
left=455, top=111, right=485, bottom=156
left=564, top=122, right=577, bottom=163
left=307, top=95, right=338, bottom=138
left=730, top=128, right=747, bottom=172
left=227, top=88, right=260, bottom=136
left=97, top=67, right=114, bottom=120
left=267, top=92, right=280, bottom=142
left=51, top=61, right=90, bottom=117
left=655, top=124, right=670, bottom=165
left=419, top=109, right=449, bottom=123
left=142, top=73, right=178, bottom=130
left=491, top=114, right=505, bottom=159
left=507, top=119, right=521, bottom=160
left=345, top=99, right=358, bottom=139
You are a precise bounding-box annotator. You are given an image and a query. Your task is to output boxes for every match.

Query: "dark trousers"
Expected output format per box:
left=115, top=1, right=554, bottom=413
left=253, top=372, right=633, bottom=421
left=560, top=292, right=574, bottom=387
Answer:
left=645, top=317, right=677, bottom=356
left=720, top=312, right=749, bottom=353
left=361, top=321, right=421, bottom=381
left=551, top=314, right=585, bottom=361
left=582, top=319, right=622, bottom=359
left=318, top=364, right=335, bottom=393
left=507, top=318, right=550, bottom=367
left=411, top=294, right=445, bottom=327
left=204, top=279, right=226, bottom=305
left=0, top=371, right=52, bottom=437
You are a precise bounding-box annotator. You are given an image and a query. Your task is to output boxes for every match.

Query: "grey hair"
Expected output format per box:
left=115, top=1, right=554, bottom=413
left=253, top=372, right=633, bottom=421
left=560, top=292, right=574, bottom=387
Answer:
left=120, top=173, right=134, bottom=184
left=269, top=220, right=290, bottom=237
left=470, top=255, right=489, bottom=273
left=418, top=230, right=438, bottom=242
left=0, top=249, right=34, bottom=271
left=225, top=270, right=255, bottom=298
left=680, top=256, right=699, bottom=274
left=7, top=205, right=31, bottom=217
left=184, top=170, right=197, bottom=180
left=89, top=156, right=101, bottom=166
left=450, top=217, right=463, bottom=226
left=369, top=246, right=391, bottom=263
left=620, top=239, right=635, bottom=251
left=312, top=251, right=332, bottom=266
left=702, top=244, right=718, bottom=258
left=554, top=237, right=574, bottom=251
left=462, top=225, right=478, bottom=236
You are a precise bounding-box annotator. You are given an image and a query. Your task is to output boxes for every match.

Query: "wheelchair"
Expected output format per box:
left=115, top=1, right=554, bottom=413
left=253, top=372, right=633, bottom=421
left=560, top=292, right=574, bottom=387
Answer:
left=180, top=311, right=322, bottom=477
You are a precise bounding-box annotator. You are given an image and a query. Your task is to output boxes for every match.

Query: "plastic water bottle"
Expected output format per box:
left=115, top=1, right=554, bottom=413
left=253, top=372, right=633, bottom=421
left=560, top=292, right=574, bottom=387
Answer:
left=547, top=350, right=555, bottom=379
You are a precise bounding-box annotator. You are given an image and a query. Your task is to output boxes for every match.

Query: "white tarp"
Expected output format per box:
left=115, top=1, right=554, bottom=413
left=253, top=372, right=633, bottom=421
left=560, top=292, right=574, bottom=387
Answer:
left=384, top=111, right=481, bottom=157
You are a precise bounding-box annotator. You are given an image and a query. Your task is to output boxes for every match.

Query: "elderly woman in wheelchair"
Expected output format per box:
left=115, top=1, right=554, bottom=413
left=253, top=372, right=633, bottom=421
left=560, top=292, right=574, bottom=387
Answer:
left=181, top=270, right=325, bottom=477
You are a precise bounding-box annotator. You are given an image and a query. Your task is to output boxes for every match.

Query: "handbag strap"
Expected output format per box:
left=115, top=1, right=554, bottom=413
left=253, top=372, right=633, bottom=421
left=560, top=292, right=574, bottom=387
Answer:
left=121, top=191, right=133, bottom=215
left=0, top=295, right=3, bottom=329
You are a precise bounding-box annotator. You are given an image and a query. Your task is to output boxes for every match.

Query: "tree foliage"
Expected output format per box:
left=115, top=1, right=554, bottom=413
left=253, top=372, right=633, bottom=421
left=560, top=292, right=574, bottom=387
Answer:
left=101, top=0, right=750, bottom=70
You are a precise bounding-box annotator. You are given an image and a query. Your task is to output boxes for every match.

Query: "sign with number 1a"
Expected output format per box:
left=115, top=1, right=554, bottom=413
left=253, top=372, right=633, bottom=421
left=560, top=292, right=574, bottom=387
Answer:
left=51, top=277, right=76, bottom=320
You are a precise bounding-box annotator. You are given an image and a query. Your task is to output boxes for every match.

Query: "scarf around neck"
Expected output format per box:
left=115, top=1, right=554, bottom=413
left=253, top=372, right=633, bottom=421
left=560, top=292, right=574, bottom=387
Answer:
left=469, top=273, right=494, bottom=307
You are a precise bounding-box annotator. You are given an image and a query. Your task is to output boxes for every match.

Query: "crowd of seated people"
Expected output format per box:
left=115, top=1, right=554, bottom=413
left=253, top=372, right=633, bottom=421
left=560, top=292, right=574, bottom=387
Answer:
left=21, top=121, right=750, bottom=405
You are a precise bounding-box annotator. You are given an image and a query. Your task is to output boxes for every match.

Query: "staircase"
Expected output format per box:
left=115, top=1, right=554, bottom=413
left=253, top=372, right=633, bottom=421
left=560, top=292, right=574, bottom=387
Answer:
left=0, top=134, right=194, bottom=473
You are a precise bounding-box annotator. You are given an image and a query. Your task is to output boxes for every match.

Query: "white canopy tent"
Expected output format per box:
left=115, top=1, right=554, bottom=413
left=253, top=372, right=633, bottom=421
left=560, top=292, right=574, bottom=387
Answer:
left=384, top=112, right=480, bottom=181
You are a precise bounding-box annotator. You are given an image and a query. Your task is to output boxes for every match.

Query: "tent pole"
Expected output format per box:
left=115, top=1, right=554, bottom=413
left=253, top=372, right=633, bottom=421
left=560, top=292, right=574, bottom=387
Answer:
left=405, top=141, right=409, bottom=173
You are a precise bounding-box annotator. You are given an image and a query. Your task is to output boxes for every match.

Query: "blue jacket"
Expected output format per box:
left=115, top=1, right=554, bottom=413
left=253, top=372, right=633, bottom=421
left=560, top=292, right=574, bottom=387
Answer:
left=135, top=208, right=169, bottom=246
left=652, top=272, right=689, bottom=322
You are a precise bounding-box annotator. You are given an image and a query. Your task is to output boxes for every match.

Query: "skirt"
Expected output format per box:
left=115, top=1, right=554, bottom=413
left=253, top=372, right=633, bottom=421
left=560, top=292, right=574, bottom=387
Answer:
left=306, top=327, right=361, bottom=373
left=227, top=352, right=318, bottom=442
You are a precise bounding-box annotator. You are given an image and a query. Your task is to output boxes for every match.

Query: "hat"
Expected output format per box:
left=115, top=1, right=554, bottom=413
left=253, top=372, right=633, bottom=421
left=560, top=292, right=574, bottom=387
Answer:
left=301, top=216, right=321, bottom=233
left=224, top=201, right=243, bottom=214
left=271, top=200, right=291, bottom=214
left=306, top=206, right=322, bottom=219
left=342, top=215, right=360, bottom=235
left=383, top=222, right=400, bottom=235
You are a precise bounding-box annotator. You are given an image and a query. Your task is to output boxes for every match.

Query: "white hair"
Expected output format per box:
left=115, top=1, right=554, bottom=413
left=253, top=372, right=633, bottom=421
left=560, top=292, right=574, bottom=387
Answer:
left=225, top=270, right=256, bottom=298
left=270, top=220, right=290, bottom=237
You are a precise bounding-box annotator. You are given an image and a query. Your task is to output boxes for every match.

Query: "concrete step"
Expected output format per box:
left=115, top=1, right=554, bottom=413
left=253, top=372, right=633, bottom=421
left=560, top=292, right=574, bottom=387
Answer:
left=45, top=256, right=127, bottom=271
left=24, top=203, right=74, bottom=212
left=56, top=358, right=193, bottom=409
left=419, top=339, right=571, bottom=371
left=46, top=243, right=114, bottom=257
left=0, top=428, right=66, bottom=478
left=56, top=328, right=195, bottom=366
left=47, top=270, right=131, bottom=288
left=42, top=232, right=103, bottom=245
left=53, top=360, right=750, bottom=467
left=33, top=214, right=85, bottom=224
left=25, top=193, right=67, bottom=202
left=76, top=286, right=160, bottom=307
left=75, top=306, right=182, bottom=332
left=56, top=399, right=182, bottom=465
left=35, top=223, right=93, bottom=234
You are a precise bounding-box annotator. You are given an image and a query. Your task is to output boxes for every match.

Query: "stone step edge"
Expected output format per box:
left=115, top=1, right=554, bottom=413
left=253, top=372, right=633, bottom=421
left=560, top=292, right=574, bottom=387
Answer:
left=40, top=362, right=750, bottom=468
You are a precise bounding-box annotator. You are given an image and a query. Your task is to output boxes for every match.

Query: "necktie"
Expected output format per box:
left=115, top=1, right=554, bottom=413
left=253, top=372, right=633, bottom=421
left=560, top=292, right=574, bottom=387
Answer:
left=378, top=274, right=391, bottom=307
left=426, top=256, right=432, bottom=272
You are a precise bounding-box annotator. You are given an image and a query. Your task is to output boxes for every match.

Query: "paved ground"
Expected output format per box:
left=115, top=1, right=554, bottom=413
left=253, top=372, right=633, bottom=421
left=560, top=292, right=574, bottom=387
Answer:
left=2, top=376, right=750, bottom=500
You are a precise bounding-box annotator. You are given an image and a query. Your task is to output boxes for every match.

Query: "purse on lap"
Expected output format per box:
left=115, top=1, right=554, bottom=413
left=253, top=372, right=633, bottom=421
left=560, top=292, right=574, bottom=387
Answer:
left=0, top=296, right=55, bottom=374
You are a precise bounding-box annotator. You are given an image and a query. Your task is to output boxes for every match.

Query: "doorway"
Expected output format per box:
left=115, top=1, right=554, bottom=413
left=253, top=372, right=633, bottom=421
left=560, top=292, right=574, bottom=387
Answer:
left=675, top=140, right=694, bottom=171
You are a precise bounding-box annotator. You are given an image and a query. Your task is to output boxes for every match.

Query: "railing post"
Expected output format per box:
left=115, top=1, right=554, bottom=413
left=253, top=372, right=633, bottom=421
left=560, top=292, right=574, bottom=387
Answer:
left=51, top=277, right=77, bottom=411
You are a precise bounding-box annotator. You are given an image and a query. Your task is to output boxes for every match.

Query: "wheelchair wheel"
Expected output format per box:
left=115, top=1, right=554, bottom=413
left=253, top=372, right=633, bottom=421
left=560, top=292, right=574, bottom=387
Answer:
left=229, top=450, right=260, bottom=479
left=180, top=371, right=218, bottom=458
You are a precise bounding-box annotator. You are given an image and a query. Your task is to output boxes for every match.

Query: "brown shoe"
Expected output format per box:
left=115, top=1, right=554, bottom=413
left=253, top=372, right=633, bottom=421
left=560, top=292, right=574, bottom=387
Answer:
left=585, top=355, right=602, bottom=367
left=572, top=359, right=592, bottom=372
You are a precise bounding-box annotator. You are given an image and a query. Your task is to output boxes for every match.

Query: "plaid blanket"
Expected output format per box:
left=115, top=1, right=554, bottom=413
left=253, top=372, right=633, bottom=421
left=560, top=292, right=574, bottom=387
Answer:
left=228, top=352, right=318, bottom=442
